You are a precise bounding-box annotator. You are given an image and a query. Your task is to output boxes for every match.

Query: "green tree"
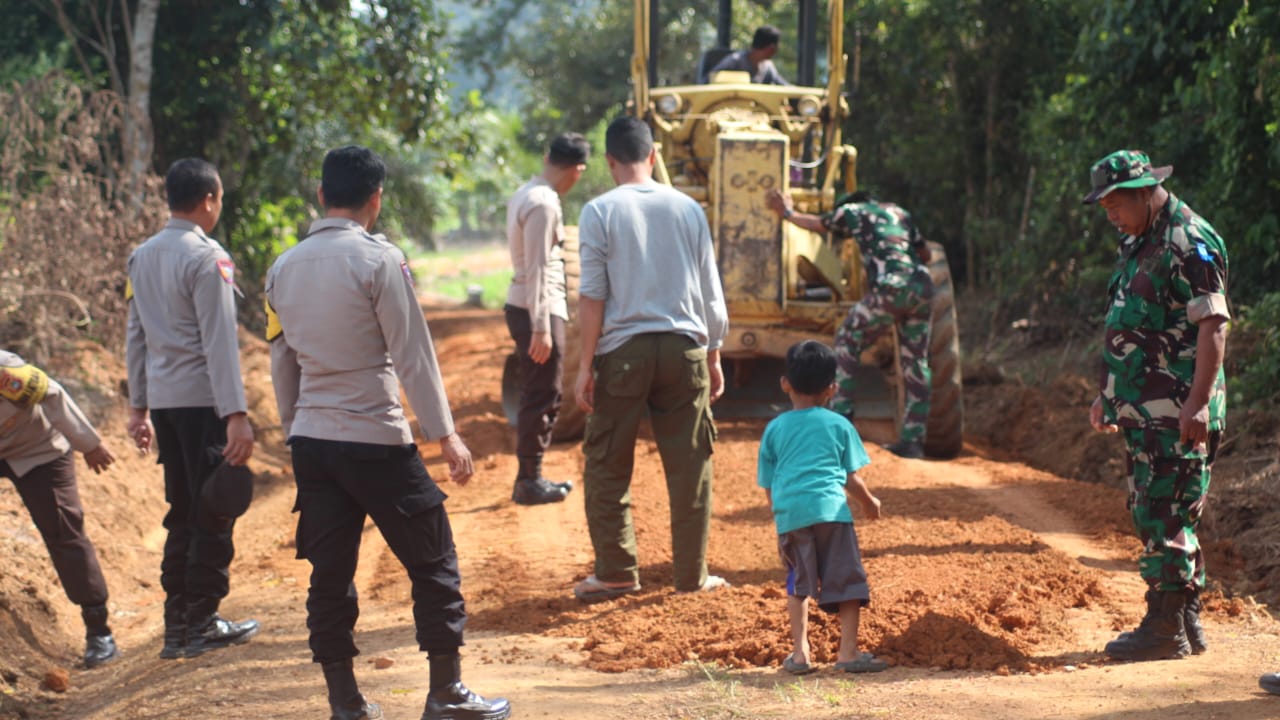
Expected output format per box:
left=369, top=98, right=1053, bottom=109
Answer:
left=455, top=0, right=776, bottom=147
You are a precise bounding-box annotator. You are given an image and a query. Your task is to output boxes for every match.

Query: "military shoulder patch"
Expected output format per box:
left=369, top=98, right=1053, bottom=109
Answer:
left=125, top=278, right=134, bottom=300
left=1195, top=241, right=1213, bottom=262
left=0, top=363, right=50, bottom=407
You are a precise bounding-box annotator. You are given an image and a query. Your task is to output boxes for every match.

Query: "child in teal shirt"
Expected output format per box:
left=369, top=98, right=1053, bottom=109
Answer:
left=758, top=340, right=887, bottom=674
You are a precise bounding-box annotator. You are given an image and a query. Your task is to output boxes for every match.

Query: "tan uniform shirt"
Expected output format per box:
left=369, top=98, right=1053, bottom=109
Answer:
left=126, top=218, right=248, bottom=418
left=0, top=351, right=101, bottom=478
left=265, top=218, right=454, bottom=445
left=505, top=176, right=569, bottom=332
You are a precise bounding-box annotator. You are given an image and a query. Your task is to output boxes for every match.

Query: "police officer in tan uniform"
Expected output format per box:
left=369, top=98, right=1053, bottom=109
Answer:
left=0, top=351, right=118, bottom=668
left=126, top=158, right=259, bottom=660
left=266, top=146, right=510, bottom=720
left=504, top=132, right=589, bottom=505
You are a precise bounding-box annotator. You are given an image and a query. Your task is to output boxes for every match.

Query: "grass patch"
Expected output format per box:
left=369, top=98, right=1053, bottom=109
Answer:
left=408, top=242, right=512, bottom=308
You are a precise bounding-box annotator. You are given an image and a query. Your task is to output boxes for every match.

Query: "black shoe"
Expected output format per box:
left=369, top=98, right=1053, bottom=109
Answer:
left=884, top=439, right=924, bottom=459
left=1260, top=672, right=1280, bottom=695
left=1184, top=592, right=1207, bottom=654
left=511, top=477, right=570, bottom=506
left=332, top=697, right=383, bottom=720
left=422, top=682, right=511, bottom=720
left=1105, top=591, right=1190, bottom=661
left=84, top=634, right=119, bottom=668
left=159, top=625, right=186, bottom=659
left=185, top=615, right=260, bottom=657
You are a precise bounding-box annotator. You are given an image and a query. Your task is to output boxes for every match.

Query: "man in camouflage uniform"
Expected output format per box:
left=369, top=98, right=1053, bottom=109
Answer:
left=1084, top=150, right=1229, bottom=662
left=767, top=190, right=934, bottom=459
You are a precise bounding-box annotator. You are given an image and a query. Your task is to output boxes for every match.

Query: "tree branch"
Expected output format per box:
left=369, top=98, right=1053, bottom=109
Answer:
left=44, top=0, right=103, bottom=81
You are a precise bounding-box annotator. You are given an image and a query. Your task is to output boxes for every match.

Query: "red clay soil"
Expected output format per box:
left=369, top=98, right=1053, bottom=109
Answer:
left=0, top=305, right=1267, bottom=720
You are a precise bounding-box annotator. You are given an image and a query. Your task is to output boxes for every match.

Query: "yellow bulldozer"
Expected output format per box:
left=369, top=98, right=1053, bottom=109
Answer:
left=503, top=0, right=963, bottom=458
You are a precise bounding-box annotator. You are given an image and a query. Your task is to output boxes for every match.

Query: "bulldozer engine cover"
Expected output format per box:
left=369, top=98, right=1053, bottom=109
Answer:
left=713, top=131, right=788, bottom=311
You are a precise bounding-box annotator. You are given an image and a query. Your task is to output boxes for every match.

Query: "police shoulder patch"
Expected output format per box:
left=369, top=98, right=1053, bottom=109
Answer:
left=0, top=362, right=49, bottom=407
left=216, top=258, right=235, bottom=285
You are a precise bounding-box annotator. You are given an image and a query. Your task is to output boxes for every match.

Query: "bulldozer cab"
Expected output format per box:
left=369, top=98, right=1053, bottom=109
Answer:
left=629, top=0, right=964, bottom=456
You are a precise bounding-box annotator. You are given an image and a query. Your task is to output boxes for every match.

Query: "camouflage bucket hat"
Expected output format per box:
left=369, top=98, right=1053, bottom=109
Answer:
left=1081, top=149, right=1172, bottom=204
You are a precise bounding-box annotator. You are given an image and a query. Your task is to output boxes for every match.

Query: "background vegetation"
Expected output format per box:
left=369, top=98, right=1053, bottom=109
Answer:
left=1, top=0, right=1277, bottom=400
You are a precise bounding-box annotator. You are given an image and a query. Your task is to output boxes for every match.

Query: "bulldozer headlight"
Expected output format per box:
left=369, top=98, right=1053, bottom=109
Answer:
left=656, top=93, right=682, bottom=115
left=797, top=96, right=821, bottom=117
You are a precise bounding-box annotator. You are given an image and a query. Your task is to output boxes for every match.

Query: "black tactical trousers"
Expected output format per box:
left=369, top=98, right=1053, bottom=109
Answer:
left=504, top=305, right=566, bottom=457
left=1, top=453, right=109, bottom=606
left=151, top=407, right=235, bottom=600
left=289, top=437, right=466, bottom=664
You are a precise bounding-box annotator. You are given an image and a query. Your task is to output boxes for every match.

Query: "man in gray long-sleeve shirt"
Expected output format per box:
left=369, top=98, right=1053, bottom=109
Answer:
left=571, top=116, right=730, bottom=603
left=504, top=131, right=590, bottom=506
left=266, top=145, right=510, bottom=720
left=126, top=158, right=259, bottom=660
left=0, top=351, right=118, bottom=668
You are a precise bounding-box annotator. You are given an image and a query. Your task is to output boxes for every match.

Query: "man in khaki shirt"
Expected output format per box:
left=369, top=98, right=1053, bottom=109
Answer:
left=266, top=145, right=510, bottom=720
left=0, top=351, right=118, bottom=667
left=126, top=158, right=259, bottom=660
left=504, top=132, right=589, bottom=505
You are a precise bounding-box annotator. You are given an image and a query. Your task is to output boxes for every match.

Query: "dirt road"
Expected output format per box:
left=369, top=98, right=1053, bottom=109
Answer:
left=4, top=307, right=1280, bottom=720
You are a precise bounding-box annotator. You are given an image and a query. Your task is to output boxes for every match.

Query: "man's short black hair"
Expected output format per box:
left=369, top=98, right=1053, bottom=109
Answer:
left=785, top=340, right=837, bottom=395
left=321, top=145, right=386, bottom=209
left=165, top=158, right=220, bottom=212
left=752, top=25, right=782, bottom=50
left=548, top=132, right=591, bottom=167
left=605, top=116, right=653, bottom=164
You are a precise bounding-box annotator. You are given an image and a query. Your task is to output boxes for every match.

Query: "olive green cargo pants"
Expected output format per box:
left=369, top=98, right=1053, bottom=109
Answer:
left=581, top=332, right=717, bottom=592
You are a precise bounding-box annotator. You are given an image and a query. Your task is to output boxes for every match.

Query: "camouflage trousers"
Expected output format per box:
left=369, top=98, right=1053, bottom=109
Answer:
left=830, top=269, right=934, bottom=443
left=1122, top=427, right=1217, bottom=592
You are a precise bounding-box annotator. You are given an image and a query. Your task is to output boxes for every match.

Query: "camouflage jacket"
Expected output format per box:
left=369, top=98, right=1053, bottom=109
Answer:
left=823, top=200, right=928, bottom=291
left=1100, top=193, right=1230, bottom=431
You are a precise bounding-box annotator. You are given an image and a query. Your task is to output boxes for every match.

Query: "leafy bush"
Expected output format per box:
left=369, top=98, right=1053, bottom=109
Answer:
left=1229, top=292, right=1280, bottom=410
left=0, top=73, right=167, bottom=363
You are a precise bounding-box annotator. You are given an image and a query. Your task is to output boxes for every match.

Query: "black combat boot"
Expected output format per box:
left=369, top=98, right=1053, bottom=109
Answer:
left=323, top=659, right=383, bottom=720
left=184, top=595, right=260, bottom=657
left=511, top=455, right=571, bottom=506
left=81, top=603, right=119, bottom=668
left=883, top=439, right=924, bottom=459
left=1104, top=590, right=1191, bottom=661
left=159, top=594, right=187, bottom=660
left=422, top=654, right=510, bottom=720
left=1184, top=588, right=1207, bottom=654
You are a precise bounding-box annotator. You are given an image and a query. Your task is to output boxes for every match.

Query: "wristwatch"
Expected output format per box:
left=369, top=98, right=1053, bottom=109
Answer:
left=782, top=208, right=794, bottom=220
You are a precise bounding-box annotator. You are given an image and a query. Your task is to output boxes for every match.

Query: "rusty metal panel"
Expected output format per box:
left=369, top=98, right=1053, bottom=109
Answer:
left=713, top=131, right=788, bottom=308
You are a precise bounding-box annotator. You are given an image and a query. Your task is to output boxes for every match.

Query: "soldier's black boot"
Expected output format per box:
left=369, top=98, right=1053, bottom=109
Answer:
left=159, top=594, right=187, bottom=660
left=184, top=595, right=260, bottom=657
left=323, top=659, right=383, bottom=720
left=80, top=603, right=119, bottom=668
left=421, top=654, right=511, bottom=720
left=1104, top=590, right=1191, bottom=661
left=511, top=455, right=571, bottom=506
left=884, top=439, right=924, bottom=459
left=1184, top=589, right=1207, bottom=654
